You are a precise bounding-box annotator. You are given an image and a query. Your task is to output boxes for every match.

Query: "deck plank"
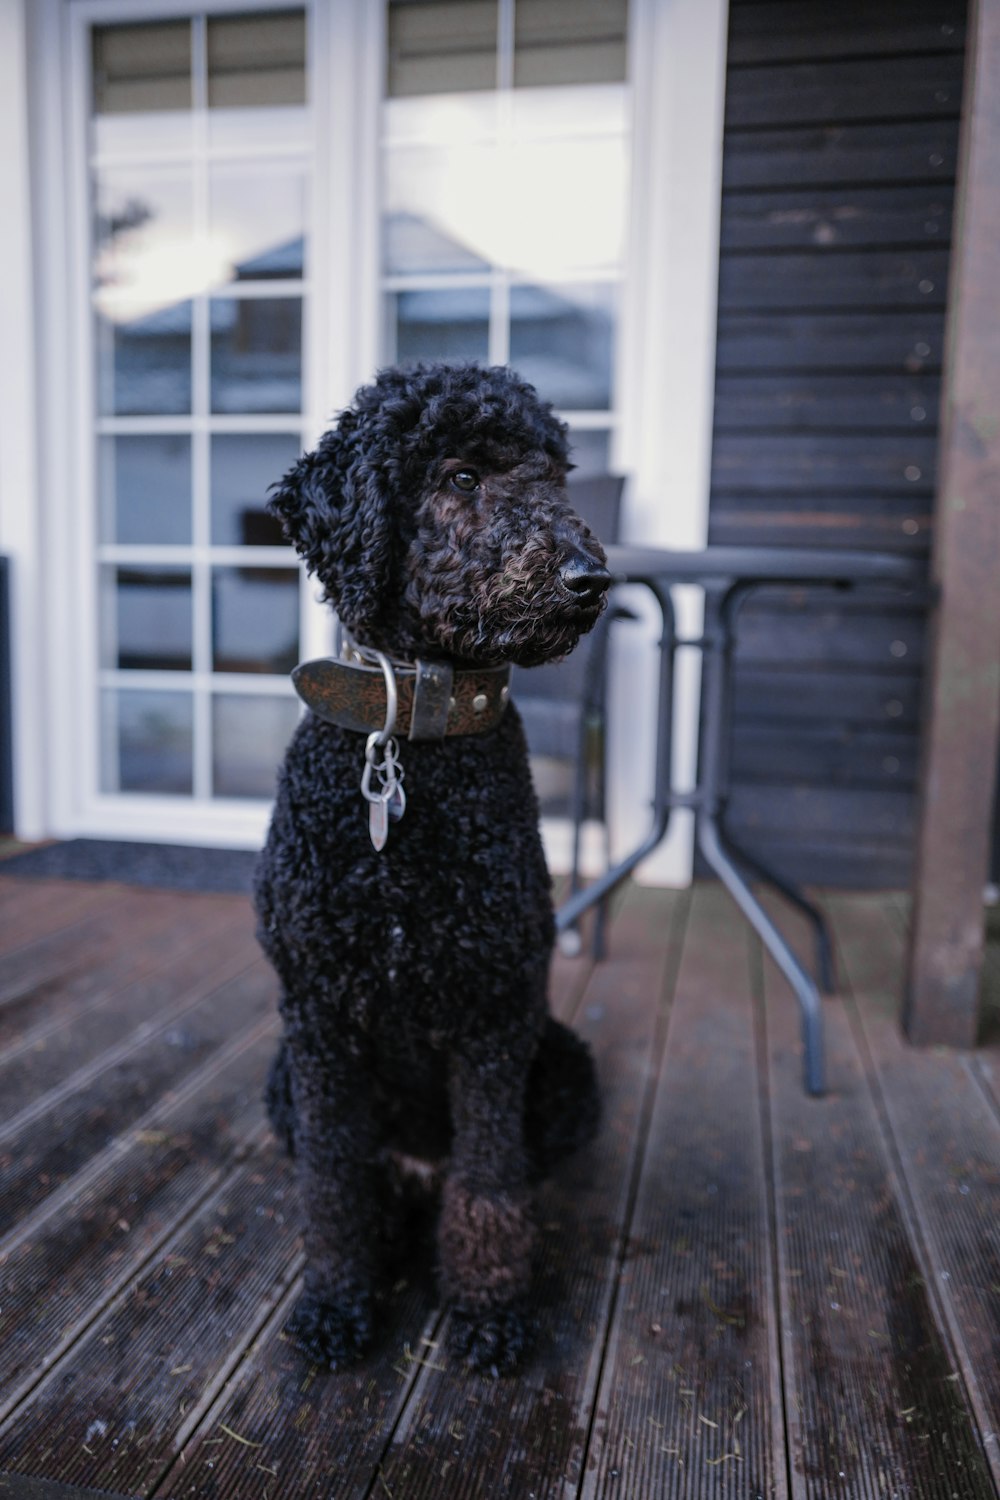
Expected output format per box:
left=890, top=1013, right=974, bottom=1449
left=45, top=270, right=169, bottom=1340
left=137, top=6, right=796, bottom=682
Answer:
left=582, top=881, right=786, bottom=1499
left=759, top=897, right=996, bottom=1498
left=0, top=1472, right=130, bottom=1500
left=826, top=892, right=1000, bottom=1493
left=0, top=1023, right=277, bottom=1419
left=0, top=962, right=277, bottom=1228
left=0, top=876, right=124, bottom=956
left=0, top=1143, right=300, bottom=1497
left=0, top=911, right=256, bottom=1124
left=361, top=885, right=686, bottom=1500
left=0, top=888, right=251, bottom=1055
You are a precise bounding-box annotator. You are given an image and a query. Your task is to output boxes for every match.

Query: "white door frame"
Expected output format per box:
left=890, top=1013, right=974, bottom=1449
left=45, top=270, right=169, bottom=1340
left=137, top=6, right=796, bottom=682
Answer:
left=608, top=0, right=729, bottom=886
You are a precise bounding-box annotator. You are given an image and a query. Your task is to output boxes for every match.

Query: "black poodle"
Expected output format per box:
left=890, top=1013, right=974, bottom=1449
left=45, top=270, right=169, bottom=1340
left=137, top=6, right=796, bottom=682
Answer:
left=255, top=362, right=610, bottom=1375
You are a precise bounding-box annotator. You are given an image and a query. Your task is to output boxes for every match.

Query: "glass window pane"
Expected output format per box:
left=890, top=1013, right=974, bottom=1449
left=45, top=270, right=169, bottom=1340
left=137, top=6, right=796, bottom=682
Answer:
left=207, top=12, right=306, bottom=108
left=212, top=693, right=299, bottom=798
left=210, top=165, right=306, bottom=283
left=509, top=281, right=615, bottom=409
left=99, top=435, right=191, bottom=546
left=210, top=297, right=302, bottom=413
left=92, top=22, right=193, bottom=155
left=212, top=567, right=299, bottom=674
left=96, top=300, right=192, bottom=417
left=211, top=434, right=301, bottom=546
left=103, top=567, right=193, bottom=672
left=207, top=10, right=307, bottom=149
left=94, top=170, right=194, bottom=301
left=566, top=427, right=611, bottom=478
left=389, top=287, right=490, bottom=365
left=102, top=689, right=194, bottom=796
left=383, top=98, right=626, bottom=279
left=496, top=133, right=627, bottom=276
left=387, top=1, right=498, bottom=97
left=384, top=145, right=495, bottom=274
left=514, top=0, right=628, bottom=88
left=93, top=21, right=191, bottom=113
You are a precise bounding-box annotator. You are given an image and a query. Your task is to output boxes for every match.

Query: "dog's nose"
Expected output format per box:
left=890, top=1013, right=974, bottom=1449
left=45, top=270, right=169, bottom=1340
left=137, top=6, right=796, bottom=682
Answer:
left=559, top=552, right=612, bottom=599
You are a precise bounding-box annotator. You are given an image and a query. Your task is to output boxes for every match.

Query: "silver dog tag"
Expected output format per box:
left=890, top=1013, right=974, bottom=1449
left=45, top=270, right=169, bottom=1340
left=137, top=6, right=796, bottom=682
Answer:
left=369, top=796, right=389, bottom=851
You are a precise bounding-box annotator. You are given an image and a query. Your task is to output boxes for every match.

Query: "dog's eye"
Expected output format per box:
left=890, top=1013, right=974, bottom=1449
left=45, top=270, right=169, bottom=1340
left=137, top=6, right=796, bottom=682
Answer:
left=450, top=469, right=480, bottom=494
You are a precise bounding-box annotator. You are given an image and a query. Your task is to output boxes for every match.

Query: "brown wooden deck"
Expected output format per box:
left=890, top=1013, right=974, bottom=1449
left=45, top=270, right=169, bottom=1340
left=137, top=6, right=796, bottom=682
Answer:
left=0, top=872, right=997, bottom=1500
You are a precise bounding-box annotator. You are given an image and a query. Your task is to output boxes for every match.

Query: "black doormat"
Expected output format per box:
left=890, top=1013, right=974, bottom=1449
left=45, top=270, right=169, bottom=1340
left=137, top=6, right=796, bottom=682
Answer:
left=0, top=839, right=257, bottom=894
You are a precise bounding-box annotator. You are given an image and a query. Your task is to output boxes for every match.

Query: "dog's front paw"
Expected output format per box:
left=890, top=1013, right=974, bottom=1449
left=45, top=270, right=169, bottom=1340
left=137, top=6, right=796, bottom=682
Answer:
left=285, top=1288, right=374, bottom=1369
left=447, top=1303, right=536, bottom=1377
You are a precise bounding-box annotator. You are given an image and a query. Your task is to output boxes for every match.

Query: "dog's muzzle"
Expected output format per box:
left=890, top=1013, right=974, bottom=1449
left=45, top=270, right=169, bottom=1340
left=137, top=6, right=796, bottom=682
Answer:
left=558, top=549, right=612, bottom=611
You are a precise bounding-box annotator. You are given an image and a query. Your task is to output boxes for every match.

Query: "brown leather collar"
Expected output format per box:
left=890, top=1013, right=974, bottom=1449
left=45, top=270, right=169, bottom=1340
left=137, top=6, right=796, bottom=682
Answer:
left=292, top=654, right=511, bottom=740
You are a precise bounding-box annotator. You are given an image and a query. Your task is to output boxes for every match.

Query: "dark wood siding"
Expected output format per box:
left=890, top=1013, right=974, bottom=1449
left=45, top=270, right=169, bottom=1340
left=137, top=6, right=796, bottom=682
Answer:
left=706, top=0, right=967, bottom=888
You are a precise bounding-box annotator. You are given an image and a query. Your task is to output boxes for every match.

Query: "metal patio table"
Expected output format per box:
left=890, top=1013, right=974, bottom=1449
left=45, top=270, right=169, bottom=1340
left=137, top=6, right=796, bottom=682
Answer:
left=555, top=543, right=928, bottom=1096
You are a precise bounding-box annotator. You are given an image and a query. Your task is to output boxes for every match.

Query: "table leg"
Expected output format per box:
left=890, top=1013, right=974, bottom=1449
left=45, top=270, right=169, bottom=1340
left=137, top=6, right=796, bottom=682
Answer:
left=698, top=814, right=825, bottom=1095
left=714, top=820, right=837, bottom=993
left=557, top=582, right=677, bottom=943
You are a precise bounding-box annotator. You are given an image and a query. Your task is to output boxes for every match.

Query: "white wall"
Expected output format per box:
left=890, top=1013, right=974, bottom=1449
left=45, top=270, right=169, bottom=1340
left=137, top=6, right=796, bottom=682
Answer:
left=0, top=0, right=46, bottom=839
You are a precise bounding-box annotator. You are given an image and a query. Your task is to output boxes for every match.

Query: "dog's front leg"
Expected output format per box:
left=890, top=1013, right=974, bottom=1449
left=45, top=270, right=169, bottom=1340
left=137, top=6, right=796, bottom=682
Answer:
left=284, top=1040, right=379, bottom=1368
left=440, top=1037, right=537, bottom=1375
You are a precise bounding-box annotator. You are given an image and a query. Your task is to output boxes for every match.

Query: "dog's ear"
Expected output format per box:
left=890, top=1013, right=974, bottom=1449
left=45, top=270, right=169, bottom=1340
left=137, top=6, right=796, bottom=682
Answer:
left=268, top=423, right=393, bottom=640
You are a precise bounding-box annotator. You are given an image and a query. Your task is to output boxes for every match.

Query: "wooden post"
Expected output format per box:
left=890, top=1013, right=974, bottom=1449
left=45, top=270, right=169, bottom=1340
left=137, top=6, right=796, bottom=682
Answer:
left=905, top=0, right=1000, bottom=1047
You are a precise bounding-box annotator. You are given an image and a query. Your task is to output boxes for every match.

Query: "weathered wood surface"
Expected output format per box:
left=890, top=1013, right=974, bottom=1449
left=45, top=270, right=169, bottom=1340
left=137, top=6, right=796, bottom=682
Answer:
left=582, top=882, right=784, bottom=1498
left=905, top=0, right=1000, bottom=1046
left=708, top=0, right=966, bottom=890
left=0, top=873, right=998, bottom=1500
left=726, top=0, right=966, bottom=67
left=827, top=892, right=1000, bottom=1492
left=756, top=892, right=996, bottom=1498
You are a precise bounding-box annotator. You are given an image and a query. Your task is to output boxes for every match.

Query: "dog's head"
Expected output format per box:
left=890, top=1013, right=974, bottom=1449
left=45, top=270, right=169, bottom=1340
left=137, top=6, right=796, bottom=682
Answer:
left=269, top=362, right=610, bottom=667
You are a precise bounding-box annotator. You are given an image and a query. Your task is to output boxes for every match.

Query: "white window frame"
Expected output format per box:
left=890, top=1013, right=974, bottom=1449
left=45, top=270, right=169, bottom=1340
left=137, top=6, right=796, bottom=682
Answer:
left=14, top=0, right=727, bottom=882
left=23, top=0, right=385, bottom=849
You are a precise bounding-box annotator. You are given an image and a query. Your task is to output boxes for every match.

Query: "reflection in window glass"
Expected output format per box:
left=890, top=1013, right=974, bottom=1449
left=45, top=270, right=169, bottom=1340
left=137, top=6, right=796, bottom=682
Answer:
left=99, top=435, right=191, bottom=546
left=387, top=0, right=498, bottom=97
left=105, top=567, right=193, bottom=672
left=213, top=693, right=300, bottom=798
left=390, top=287, right=490, bottom=366
left=92, top=21, right=191, bottom=114
left=103, top=689, right=194, bottom=795
left=566, top=428, right=611, bottom=478
left=513, top=0, right=628, bottom=87
left=94, top=170, right=194, bottom=301
left=211, top=434, right=301, bottom=546
left=212, top=567, right=299, bottom=674
left=509, top=281, right=615, bottom=409
left=384, top=146, right=493, bottom=275
left=210, top=166, right=306, bottom=282
left=210, top=298, right=302, bottom=413
left=207, top=12, right=306, bottom=108
left=96, top=301, right=193, bottom=417
left=92, top=21, right=194, bottom=155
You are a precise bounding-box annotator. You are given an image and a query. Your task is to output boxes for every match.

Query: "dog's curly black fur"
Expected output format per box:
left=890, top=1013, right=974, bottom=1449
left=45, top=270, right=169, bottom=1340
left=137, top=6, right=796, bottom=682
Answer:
left=255, top=362, right=609, bottom=1376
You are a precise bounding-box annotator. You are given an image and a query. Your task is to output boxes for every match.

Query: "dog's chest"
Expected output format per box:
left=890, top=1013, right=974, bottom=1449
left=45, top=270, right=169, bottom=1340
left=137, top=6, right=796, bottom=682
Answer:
left=261, top=711, right=555, bottom=1025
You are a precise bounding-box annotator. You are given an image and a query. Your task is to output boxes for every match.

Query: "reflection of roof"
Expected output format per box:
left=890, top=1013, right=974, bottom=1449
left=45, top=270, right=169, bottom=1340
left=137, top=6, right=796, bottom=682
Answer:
left=384, top=211, right=489, bottom=275
left=234, top=237, right=304, bottom=278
